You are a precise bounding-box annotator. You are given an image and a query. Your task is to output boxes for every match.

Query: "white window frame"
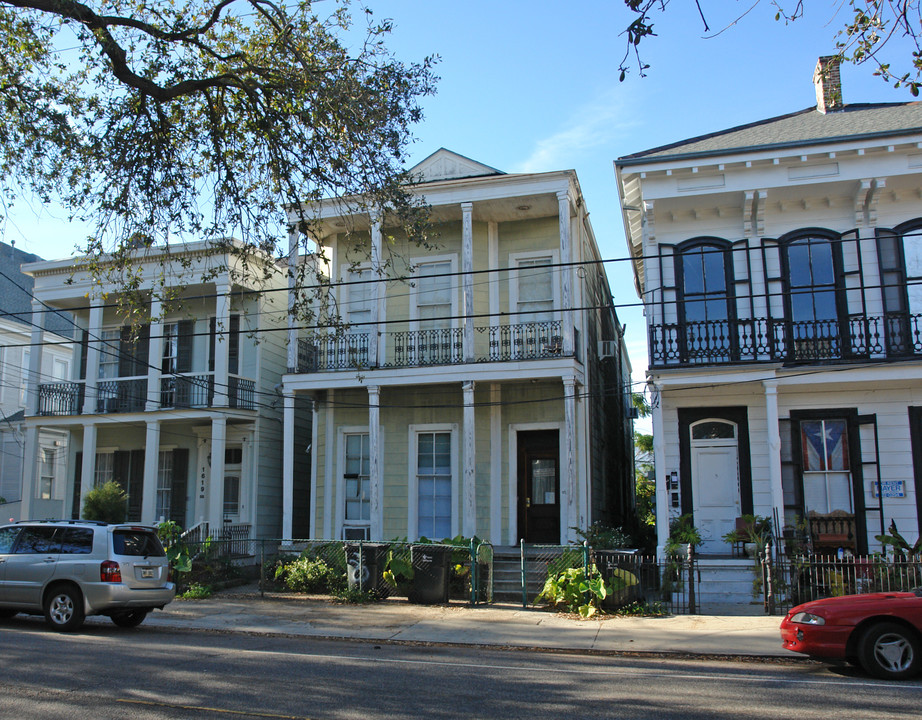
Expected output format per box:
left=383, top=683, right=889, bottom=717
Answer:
left=156, top=450, right=173, bottom=521
left=409, top=255, right=458, bottom=332
left=336, top=426, right=374, bottom=538
left=408, top=424, right=458, bottom=540
left=38, top=447, right=56, bottom=500
left=98, top=327, right=121, bottom=380
left=508, top=250, right=560, bottom=323
left=94, top=451, right=115, bottom=488
left=52, top=358, right=69, bottom=382
left=338, top=263, right=375, bottom=335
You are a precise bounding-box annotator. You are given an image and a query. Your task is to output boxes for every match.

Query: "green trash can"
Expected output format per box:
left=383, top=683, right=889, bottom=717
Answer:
left=345, top=542, right=390, bottom=599
left=594, top=549, right=643, bottom=611
left=408, top=544, right=451, bottom=604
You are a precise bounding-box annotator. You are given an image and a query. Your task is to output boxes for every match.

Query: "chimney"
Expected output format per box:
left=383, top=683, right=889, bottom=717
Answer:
left=814, top=56, right=843, bottom=113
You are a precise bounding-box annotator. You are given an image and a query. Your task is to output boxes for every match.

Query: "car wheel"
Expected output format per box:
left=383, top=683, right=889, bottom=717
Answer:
left=110, top=610, right=149, bottom=628
left=43, top=585, right=85, bottom=632
left=858, top=621, right=922, bottom=680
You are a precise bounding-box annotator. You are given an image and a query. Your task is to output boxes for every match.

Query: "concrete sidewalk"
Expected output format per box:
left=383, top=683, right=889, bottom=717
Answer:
left=132, top=587, right=799, bottom=660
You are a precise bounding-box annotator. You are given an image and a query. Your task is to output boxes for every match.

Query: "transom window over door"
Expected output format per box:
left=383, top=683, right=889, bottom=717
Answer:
left=801, top=419, right=852, bottom=514
left=344, top=433, right=370, bottom=527
left=416, top=432, right=452, bottom=539
left=678, top=242, right=732, bottom=362
left=783, top=234, right=841, bottom=359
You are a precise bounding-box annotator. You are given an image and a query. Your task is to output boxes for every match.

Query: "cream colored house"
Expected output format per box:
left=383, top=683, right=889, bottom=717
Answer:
left=281, top=150, right=634, bottom=544
left=617, top=59, right=922, bottom=557
left=18, top=241, right=298, bottom=539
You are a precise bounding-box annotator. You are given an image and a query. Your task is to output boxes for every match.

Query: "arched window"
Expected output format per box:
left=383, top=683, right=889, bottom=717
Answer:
left=677, top=239, right=733, bottom=362
left=780, top=231, right=843, bottom=360
left=878, top=219, right=922, bottom=355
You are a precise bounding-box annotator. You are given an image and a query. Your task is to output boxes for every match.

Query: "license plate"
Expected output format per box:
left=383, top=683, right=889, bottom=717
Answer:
left=140, top=568, right=154, bottom=579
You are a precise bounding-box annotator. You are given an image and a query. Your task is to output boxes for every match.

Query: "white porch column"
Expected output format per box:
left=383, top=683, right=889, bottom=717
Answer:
left=83, top=297, right=104, bottom=415
left=282, top=391, right=295, bottom=539
left=20, top=300, right=46, bottom=519
left=489, top=383, right=502, bottom=544
left=369, top=214, right=383, bottom=368
left=651, top=382, right=670, bottom=559
left=141, top=421, right=161, bottom=523
left=287, top=228, right=299, bottom=373
left=557, top=190, right=574, bottom=356
left=368, top=385, right=382, bottom=539
left=20, top=427, right=38, bottom=520
left=79, top=424, right=98, bottom=517
left=764, top=381, right=785, bottom=533
left=209, top=416, right=227, bottom=527
left=146, top=298, right=163, bottom=411
left=462, top=202, right=475, bottom=362
left=323, top=389, right=334, bottom=538
left=462, top=380, right=476, bottom=537
left=213, top=280, right=230, bottom=407
left=563, top=377, right=578, bottom=542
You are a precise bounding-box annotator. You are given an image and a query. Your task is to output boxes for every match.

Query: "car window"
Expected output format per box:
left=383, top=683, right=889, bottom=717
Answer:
left=13, top=527, right=62, bottom=554
left=61, top=528, right=94, bottom=554
left=0, top=527, right=20, bottom=553
left=112, top=530, right=165, bottom=557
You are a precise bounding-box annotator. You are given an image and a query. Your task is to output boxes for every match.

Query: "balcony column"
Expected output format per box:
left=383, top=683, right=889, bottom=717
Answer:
left=650, top=382, right=669, bottom=559
left=323, top=390, right=334, bottom=538
left=213, top=279, right=230, bottom=407
left=209, top=416, right=227, bottom=528
left=557, top=191, right=574, bottom=355
left=489, top=383, right=502, bottom=544
left=368, top=385, right=382, bottom=539
left=462, top=202, right=474, bottom=362
left=146, top=298, right=163, bottom=411
left=20, top=300, right=46, bottom=519
left=79, top=424, right=98, bottom=518
left=282, top=390, right=295, bottom=540
left=462, top=381, right=476, bottom=537
left=764, top=381, right=785, bottom=533
left=83, top=297, right=103, bottom=415
left=141, top=420, right=161, bottom=523
left=369, top=212, right=383, bottom=368
left=563, top=377, right=578, bottom=543
left=287, top=228, right=299, bottom=373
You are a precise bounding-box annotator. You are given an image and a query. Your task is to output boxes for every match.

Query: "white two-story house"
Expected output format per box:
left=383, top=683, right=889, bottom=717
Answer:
left=617, top=58, right=922, bottom=557
left=0, top=241, right=74, bottom=518
left=18, top=241, right=298, bottom=539
left=280, top=150, right=634, bottom=545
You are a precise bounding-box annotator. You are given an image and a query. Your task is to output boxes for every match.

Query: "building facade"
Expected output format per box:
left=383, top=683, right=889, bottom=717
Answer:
left=617, top=59, right=922, bottom=556
left=282, top=150, right=634, bottom=544
left=19, top=242, right=294, bottom=539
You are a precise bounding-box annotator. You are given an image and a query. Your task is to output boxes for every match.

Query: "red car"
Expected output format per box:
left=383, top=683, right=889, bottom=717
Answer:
left=780, top=590, right=922, bottom=680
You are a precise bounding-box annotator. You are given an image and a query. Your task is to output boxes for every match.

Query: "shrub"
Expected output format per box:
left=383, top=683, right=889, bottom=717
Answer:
left=180, top=583, right=213, bottom=600
left=82, top=481, right=128, bottom=523
left=574, top=523, right=633, bottom=549
left=276, top=556, right=345, bottom=594
left=535, top=564, right=611, bottom=619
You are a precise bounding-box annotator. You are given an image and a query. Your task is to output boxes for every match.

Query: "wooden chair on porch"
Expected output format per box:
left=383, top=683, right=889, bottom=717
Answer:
left=807, top=510, right=857, bottom=556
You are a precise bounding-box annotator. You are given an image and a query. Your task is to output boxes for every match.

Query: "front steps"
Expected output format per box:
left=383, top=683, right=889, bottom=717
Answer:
left=695, top=558, right=764, bottom=614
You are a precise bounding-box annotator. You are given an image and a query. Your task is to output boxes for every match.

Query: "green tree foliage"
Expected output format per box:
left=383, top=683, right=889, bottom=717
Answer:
left=82, top=480, right=128, bottom=523
left=619, top=1, right=922, bottom=96
left=0, top=0, right=437, bottom=318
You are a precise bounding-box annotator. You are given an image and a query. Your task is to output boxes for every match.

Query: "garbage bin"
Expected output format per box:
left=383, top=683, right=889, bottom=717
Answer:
left=345, top=542, right=390, bottom=598
left=593, top=549, right=642, bottom=611
left=408, top=544, right=452, bottom=604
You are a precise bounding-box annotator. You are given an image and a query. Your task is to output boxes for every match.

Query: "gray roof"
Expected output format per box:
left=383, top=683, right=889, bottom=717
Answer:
left=0, top=241, right=74, bottom=339
left=617, top=102, right=922, bottom=165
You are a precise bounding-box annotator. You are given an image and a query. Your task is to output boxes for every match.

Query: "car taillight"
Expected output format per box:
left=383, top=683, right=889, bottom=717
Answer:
left=100, top=560, right=122, bottom=583
left=167, top=565, right=173, bottom=583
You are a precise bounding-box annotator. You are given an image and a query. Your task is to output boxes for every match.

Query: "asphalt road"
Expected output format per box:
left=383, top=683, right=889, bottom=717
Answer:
left=1, top=616, right=920, bottom=719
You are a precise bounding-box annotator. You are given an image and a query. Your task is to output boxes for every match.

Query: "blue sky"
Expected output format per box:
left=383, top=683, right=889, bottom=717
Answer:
left=8, top=1, right=919, bottom=397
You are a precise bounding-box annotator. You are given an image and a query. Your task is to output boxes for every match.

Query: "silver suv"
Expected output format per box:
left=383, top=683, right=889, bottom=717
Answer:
left=0, top=520, right=175, bottom=631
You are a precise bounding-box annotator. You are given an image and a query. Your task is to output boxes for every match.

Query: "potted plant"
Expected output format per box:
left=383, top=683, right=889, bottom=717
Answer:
left=722, top=514, right=772, bottom=558
left=665, top=514, right=702, bottom=556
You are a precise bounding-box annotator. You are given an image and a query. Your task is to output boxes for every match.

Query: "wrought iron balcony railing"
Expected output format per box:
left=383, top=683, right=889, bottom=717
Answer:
left=648, top=313, right=922, bottom=367
left=293, top=322, right=568, bottom=373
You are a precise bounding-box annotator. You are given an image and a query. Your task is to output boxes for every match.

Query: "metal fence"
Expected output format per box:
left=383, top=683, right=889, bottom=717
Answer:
left=762, top=553, right=922, bottom=615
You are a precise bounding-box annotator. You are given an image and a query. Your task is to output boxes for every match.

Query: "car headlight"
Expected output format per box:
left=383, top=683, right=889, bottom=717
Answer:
left=790, top=611, right=826, bottom=626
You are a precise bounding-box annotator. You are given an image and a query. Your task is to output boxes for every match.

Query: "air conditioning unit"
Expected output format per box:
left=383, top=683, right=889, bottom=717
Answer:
left=598, top=340, right=617, bottom=359
left=342, top=526, right=370, bottom=541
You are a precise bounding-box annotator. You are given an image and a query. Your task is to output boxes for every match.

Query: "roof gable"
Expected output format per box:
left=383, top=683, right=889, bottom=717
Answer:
left=409, top=149, right=504, bottom=182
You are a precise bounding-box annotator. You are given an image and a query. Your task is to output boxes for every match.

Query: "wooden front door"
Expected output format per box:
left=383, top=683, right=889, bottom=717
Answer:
left=517, top=430, right=560, bottom=543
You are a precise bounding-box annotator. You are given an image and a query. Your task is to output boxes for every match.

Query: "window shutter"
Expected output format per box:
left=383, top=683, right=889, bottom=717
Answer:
left=229, top=314, right=240, bottom=375
left=135, top=325, right=150, bottom=377
left=79, top=330, right=88, bottom=380
left=208, top=317, right=216, bottom=372
left=170, top=449, right=189, bottom=527
left=128, top=449, right=145, bottom=522
left=177, top=320, right=194, bottom=373
left=72, top=451, right=83, bottom=519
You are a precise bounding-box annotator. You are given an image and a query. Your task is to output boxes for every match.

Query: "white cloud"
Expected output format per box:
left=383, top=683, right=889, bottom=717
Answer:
left=513, top=88, right=637, bottom=173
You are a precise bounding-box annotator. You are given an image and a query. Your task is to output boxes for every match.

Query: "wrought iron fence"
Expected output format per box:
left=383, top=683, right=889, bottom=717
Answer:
left=385, top=328, right=464, bottom=367
left=762, top=553, right=922, bottom=615
left=478, top=321, right=564, bottom=362
left=38, top=381, right=84, bottom=415
left=297, top=334, right=369, bottom=371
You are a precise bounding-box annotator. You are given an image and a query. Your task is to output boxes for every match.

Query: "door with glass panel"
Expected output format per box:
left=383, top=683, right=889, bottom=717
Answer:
left=517, top=430, right=560, bottom=543
left=343, top=433, right=371, bottom=539
left=414, top=261, right=456, bottom=365
left=416, top=431, right=452, bottom=539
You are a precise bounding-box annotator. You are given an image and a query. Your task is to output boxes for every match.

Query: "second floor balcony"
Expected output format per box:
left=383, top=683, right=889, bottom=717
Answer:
left=649, top=313, right=922, bottom=368
left=36, top=372, right=256, bottom=416
left=293, top=321, right=573, bottom=373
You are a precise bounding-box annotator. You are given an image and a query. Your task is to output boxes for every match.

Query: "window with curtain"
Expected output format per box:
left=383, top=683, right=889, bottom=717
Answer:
left=344, top=433, right=370, bottom=524
left=416, top=431, right=452, bottom=539
left=800, top=418, right=852, bottom=514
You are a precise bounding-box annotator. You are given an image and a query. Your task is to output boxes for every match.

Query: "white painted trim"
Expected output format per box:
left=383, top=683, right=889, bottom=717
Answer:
left=489, top=383, right=502, bottom=544
left=488, top=222, right=499, bottom=319
left=508, top=250, right=561, bottom=322
left=309, top=397, right=319, bottom=539
left=407, top=423, right=459, bottom=540
left=336, top=424, right=370, bottom=539
left=323, top=390, right=335, bottom=538
left=506, top=421, right=564, bottom=545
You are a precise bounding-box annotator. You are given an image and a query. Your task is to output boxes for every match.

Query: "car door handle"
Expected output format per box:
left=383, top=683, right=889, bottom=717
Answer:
left=43, top=557, right=56, bottom=563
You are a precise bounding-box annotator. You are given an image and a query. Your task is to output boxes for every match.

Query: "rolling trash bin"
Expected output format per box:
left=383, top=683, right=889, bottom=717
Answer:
left=408, top=544, right=451, bottom=604
left=593, top=549, right=643, bottom=611
left=345, top=542, right=391, bottom=599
